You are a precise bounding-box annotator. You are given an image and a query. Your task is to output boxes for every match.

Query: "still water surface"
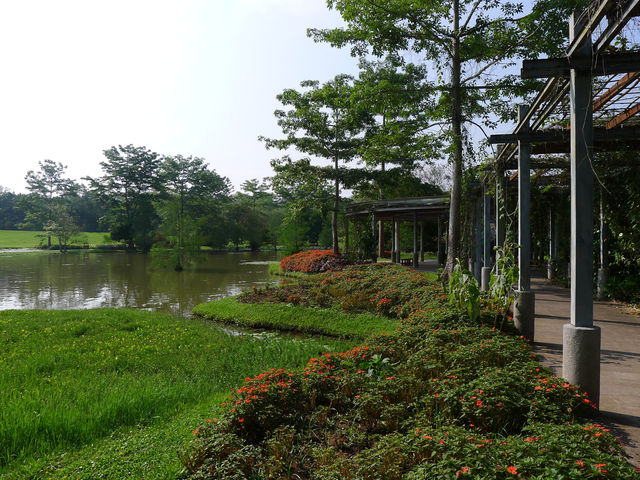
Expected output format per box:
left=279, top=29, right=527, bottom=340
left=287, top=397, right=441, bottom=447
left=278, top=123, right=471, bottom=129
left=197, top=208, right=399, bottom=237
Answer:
left=0, top=251, right=279, bottom=316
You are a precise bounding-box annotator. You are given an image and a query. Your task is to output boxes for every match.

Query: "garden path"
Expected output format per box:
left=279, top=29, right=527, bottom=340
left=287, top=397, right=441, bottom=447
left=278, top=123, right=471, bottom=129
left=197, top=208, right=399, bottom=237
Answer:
left=531, top=273, right=640, bottom=468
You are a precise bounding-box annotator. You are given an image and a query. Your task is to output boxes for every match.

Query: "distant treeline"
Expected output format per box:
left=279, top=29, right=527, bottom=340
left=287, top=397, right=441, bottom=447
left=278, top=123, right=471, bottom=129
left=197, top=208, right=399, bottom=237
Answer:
left=2, top=145, right=443, bottom=263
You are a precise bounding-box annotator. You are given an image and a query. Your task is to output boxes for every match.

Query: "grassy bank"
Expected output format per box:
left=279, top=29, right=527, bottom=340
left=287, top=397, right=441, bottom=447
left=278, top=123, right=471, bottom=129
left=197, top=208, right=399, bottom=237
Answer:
left=0, top=309, right=354, bottom=478
left=0, top=230, right=111, bottom=249
left=192, top=296, right=397, bottom=339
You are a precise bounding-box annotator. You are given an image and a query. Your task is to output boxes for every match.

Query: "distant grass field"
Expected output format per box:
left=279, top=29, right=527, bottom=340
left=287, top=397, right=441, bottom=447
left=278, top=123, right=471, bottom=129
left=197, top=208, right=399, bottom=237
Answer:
left=0, top=309, right=354, bottom=478
left=0, top=230, right=111, bottom=249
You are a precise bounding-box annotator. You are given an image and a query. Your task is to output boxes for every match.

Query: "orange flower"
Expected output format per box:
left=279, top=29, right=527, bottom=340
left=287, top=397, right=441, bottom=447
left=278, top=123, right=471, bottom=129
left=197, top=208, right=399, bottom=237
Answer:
left=507, top=466, right=517, bottom=475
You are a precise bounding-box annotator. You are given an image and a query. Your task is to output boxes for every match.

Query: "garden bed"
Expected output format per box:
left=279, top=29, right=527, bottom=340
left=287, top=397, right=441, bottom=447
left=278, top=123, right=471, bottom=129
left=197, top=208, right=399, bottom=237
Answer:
left=183, top=264, right=639, bottom=479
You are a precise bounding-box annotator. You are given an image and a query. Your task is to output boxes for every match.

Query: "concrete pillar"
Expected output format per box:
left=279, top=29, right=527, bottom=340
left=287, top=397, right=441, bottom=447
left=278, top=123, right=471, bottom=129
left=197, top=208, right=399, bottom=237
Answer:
left=481, top=183, right=492, bottom=291
left=420, top=221, right=425, bottom=262
left=548, top=207, right=556, bottom=280
left=391, top=217, right=396, bottom=263
left=394, top=217, right=400, bottom=264
left=563, top=12, right=600, bottom=407
left=515, top=104, right=535, bottom=340
left=378, top=221, right=385, bottom=258
left=371, top=213, right=377, bottom=263
left=495, top=161, right=506, bottom=274
left=474, top=199, right=482, bottom=283
left=437, top=216, right=445, bottom=265
left=597, top=190, right=609, bottom=300
left=412, top=213, right=418, bottom=267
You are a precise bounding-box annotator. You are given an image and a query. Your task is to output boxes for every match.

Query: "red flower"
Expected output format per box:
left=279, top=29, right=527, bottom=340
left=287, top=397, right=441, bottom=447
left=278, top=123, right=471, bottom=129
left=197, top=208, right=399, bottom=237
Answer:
left=507, top=466, right=517, bottom=475
left=456, top=466, right=470, bottom=477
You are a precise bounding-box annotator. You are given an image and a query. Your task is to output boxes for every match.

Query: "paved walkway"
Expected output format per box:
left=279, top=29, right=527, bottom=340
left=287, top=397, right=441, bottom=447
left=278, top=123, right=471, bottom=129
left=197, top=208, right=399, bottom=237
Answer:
left=531, top=272, right=640, bottom=467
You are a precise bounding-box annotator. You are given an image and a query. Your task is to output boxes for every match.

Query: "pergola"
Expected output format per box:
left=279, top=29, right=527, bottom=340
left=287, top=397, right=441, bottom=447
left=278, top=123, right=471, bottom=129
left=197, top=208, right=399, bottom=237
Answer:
left=486, top=0, right=640, bottom=406
left=345, top=196, right=450, bottom=267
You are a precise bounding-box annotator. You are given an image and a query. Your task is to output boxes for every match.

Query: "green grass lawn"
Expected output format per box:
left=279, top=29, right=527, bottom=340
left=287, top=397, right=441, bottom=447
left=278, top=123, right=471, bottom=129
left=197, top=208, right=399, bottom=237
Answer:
left=192, top=296, right=398, bottom=339
left=0, top=309, right=354, bottom=478
left=0, top=230, right=111, bottom=249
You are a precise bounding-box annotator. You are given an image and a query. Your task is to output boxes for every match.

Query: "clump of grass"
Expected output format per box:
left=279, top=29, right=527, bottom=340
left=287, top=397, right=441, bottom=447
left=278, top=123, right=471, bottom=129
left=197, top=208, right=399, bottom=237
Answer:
left=0, top=309, right=354, bottom=472
left=192, top=296, right=396, bottom=339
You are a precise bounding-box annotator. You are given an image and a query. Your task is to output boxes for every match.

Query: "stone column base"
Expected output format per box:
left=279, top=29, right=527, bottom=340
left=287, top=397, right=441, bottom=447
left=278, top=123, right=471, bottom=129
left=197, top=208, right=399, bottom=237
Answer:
left=481, top=267, right=491, bottom=292
left=547, top=259, right=554, bottom=280
left=563, top=324, right=601, bottom=407
left=514, top=290, right=535, bottom=341
left=597, top=268, right=609, bottom=300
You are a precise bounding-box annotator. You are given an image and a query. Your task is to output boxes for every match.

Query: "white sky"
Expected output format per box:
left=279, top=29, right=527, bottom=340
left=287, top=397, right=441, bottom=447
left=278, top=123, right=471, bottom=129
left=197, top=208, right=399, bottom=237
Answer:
left=0, top=0, right=360, bottom=193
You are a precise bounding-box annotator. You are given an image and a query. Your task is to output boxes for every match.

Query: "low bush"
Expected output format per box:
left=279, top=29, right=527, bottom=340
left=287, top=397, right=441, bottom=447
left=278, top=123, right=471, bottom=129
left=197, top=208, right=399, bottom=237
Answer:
left=279, top=249, right=352, bottom=273
left=182, top=325, right=636, bottom=478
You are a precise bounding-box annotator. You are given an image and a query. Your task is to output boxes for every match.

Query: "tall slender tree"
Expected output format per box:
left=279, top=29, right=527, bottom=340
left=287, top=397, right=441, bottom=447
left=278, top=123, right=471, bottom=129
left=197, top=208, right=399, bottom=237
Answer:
left=261, top=74, right=373, bottom=254
left=159, top=155, right=230, bottom=269
left=22, top=159, right=76, bottom=247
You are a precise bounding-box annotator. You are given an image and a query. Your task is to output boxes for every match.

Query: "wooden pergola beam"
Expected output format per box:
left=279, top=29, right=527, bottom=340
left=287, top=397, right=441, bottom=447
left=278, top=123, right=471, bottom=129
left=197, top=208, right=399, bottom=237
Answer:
left=606, top=101, right=640, bottom=129
left=593, top=71, right=640, bottom=112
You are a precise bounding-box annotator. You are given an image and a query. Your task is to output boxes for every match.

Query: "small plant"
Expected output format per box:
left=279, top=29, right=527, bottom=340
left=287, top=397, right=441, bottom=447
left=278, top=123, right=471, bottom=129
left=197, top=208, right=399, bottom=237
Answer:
left=489, top=239, right=519, bottom=312
left=359, top=354, right=393, bottom=380
left=448, top=259, right=480, bottom=322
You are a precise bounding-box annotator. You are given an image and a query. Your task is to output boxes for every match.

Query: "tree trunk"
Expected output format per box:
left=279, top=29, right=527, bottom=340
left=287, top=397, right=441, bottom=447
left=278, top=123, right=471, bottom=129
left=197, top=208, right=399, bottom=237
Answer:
left=332, top=158, right=339, bottom=254
left=445, top=0, right=463, bottom=279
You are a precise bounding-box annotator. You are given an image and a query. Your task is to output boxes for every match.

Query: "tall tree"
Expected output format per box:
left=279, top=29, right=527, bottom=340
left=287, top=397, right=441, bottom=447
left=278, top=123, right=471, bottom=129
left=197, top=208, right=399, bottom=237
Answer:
left=158, top=155, right=230, bottom=269
left=309, top=0, right=588, bottom=275
left=86, top=145, right=162, bottom=251
left=22, top=159, right=76, bottom=247
left=0, top=187, right=24, bottom=230
left=261, top=74, right=373, bottom=254
left=353, top=57, right=440, bottom=198
left=240, top=178, right=269, bottom=211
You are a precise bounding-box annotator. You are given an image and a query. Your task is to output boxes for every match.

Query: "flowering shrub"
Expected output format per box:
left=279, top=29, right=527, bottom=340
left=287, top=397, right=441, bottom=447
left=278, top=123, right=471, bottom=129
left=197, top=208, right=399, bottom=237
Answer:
left=279, top=249, right=352, bottom=273
left=182, top=265, right=639, bottom=479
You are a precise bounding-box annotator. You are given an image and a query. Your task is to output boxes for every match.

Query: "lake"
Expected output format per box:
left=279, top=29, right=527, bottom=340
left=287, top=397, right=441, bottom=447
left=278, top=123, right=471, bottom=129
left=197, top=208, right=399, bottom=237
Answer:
left=0, top=251, right=280, bottom=316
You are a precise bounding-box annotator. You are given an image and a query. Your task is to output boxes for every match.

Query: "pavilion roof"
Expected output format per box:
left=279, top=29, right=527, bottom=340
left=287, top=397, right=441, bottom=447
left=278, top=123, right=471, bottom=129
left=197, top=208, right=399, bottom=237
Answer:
left=346, top=196, right=450, bottom=221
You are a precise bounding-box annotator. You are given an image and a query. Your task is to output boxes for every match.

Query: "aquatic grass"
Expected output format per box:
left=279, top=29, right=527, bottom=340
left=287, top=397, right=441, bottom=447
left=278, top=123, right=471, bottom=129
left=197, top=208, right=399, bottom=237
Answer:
left=0, top=309, right=354, bottom=472
left=267, top=261, right=307, bottom=279
left=192, top=297, right=397, bottom=339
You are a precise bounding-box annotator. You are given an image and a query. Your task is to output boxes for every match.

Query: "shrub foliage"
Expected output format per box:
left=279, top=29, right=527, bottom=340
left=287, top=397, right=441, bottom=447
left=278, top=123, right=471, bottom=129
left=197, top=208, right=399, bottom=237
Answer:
left=279, top=249, right=351, bottom=273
